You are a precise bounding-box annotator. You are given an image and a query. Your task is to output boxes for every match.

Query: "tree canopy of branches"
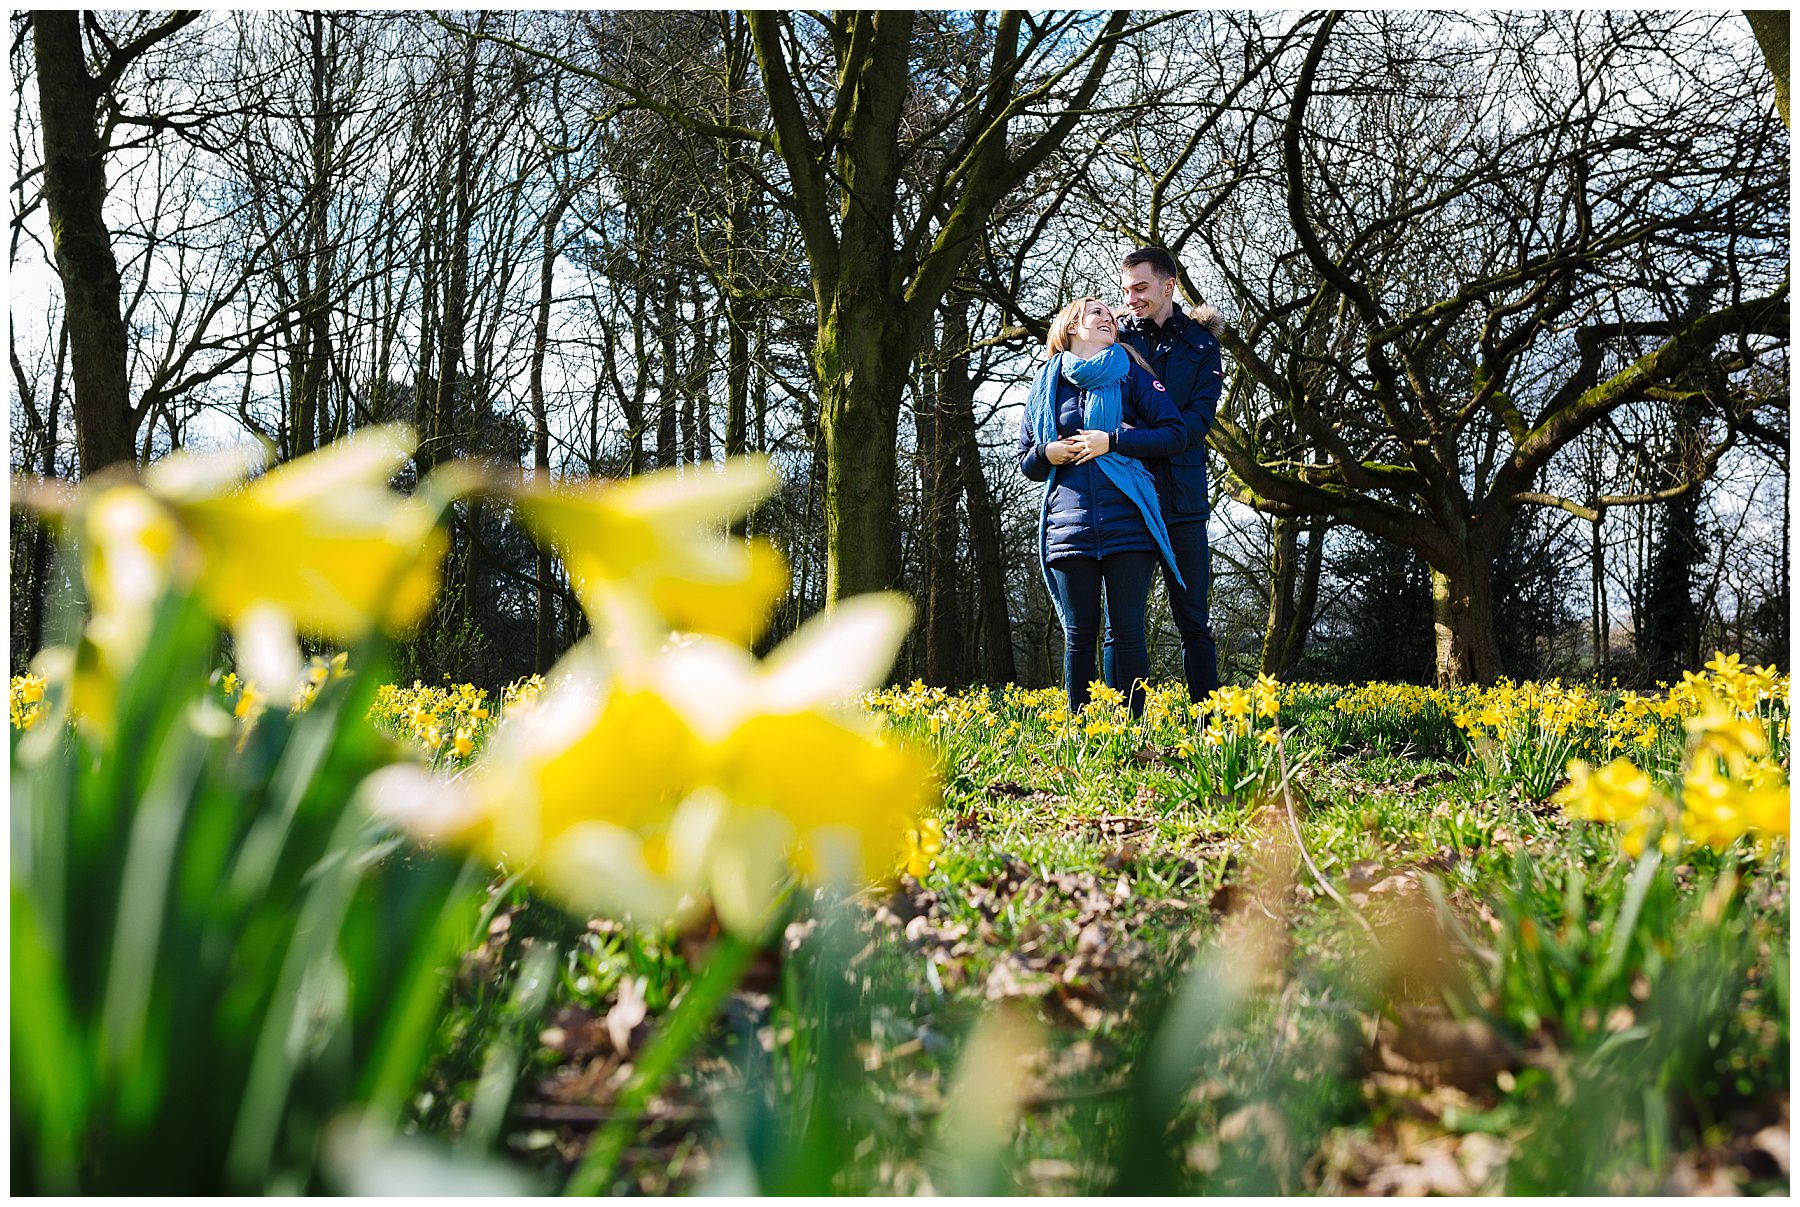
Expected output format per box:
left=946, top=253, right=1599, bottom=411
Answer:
left=12, top=10, right=1788, bottom=688
left=1120, top=11, right=1786, bottom=683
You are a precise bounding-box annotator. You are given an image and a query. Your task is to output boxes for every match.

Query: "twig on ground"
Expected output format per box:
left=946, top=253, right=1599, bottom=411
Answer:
left=1272, top=724, right=1380, bottom=944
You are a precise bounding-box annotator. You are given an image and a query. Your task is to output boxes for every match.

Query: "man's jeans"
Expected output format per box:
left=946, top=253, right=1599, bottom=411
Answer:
left=1105, top=516, right=1220, bottom=703
left=1047, top=550, right=1156, bottom=716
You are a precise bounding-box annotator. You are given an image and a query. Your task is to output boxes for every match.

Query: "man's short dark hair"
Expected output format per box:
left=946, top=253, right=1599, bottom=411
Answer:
left=1122, top=246, right=1179, bottom=280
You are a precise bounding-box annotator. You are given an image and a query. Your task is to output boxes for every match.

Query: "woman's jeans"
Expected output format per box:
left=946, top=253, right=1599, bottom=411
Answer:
left=1046, top=550, right=1156, bottom=716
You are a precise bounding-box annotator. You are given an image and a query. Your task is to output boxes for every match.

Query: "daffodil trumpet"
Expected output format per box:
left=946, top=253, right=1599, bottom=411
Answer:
left=362, top=592, right=939, bottom=936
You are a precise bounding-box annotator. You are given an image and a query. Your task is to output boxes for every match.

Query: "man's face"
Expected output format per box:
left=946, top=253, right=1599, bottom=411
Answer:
left=1120, top=263, right=1176, bottom=323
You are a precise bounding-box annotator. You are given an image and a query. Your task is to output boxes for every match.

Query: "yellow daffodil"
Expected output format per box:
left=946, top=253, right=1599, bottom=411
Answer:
left=10, top=673, right=47, bottom=730
left=900, top=816, right=945, bottom=881
left=362, top=593, right=937, bottom=935
left=20, top=426, right=452, bottom=737
left=1703, top=651, right=1745, bottom=679
left=1680, top=758, right=1751, bottom=852
left=1742, top=780, right=1790, bottom=855
left=164, top=426, right=448, bottom=640
left=511, top=458, right=787, bottom=646
left=1555, top=757, right=1657, bottom=825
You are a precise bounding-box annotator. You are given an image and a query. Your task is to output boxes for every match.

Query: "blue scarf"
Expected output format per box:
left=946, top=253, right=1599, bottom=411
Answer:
left=1025, top=344, right=1185, bottom=593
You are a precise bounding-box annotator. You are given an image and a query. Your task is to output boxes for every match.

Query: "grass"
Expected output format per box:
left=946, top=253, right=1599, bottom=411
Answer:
left=402, top=675, right=1789, bottom=1195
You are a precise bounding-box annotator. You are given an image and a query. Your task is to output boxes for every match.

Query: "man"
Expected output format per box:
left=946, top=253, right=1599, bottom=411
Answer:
left=1113, top=246, right=1224, bottom=702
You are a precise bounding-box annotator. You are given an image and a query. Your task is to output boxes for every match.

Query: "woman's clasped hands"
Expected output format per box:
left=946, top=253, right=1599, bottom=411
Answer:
left=1045, top=429, right=1112, bottom=466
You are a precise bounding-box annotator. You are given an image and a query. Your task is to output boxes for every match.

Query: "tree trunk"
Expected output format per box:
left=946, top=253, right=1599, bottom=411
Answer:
left=655, top=268, right=679, bottom=469
left=1639, top=399, right=1705, bottom=681
left=529, top=193, right=568, bottom=673
left=1261, top=518, right=1299, bottom=676
left=938, top=296, right=1014, bottom=683
left=1261, top=517, right=1325, bottom=676
left=410, top=225, right=438, bottom=445
left=429, top=23, right=480, bottom=471
left=1640, top=489, right=1703, bottom=680
left=690, top=280, right=712, bottom=462
left=679, top=300, right=699, bottom=465
left=915, top=361, right=960, bottom=685
left=1294, top=521, right=1324, bottom=666
left=296, top=10, right=334, bottom=458
left=718, top=19, right=754, bottom=460
left=753, top=317, right=769, bottom=454
left=20, top=329, right=66, bottom=665
left=814, top=293, right=912, bottom=600
left=34, top=12, right=136, bottom=474
left=1430, top=560, right=1507, bottom=687
left=725, top=296, right=750, bottom=456
left=1598, top=510, right=1612, bottom=676
left=1748, top=10, right=1790, bottom=129
left=623, top=322, right=648, bottom=476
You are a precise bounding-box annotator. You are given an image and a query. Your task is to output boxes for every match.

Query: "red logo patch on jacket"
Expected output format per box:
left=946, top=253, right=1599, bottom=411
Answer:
left=1152, top=379, right=1167, bottom=391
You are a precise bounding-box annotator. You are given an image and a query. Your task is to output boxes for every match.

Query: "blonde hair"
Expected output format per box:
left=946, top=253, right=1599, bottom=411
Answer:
left=1045, top=294, right=1152, bottom=374
left=1045, top=296, right=1099, bottom=357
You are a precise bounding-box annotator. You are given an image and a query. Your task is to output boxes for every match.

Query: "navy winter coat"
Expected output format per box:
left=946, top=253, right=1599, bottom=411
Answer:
left=1017, top=360, right=1186, bottom=563
left=1116, top=309, right=1225, bottom=519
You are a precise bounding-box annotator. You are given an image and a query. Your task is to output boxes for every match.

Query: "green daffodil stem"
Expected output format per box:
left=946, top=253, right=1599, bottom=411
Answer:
left=563, top=930, right=756, bottom=1196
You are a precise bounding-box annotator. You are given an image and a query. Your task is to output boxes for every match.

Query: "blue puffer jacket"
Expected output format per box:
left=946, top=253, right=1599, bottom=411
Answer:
left=1017, top=360, right=1186, bottom=563
left=1117, top=309, right=1225, bottom=519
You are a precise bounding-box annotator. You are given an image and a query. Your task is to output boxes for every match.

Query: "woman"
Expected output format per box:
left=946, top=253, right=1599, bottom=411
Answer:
left=1018, top=296, right=1186, bottom=717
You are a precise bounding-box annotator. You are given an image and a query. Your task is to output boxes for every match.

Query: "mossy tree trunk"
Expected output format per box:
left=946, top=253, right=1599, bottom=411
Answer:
left=1747, top=10, right=1790, bottom=129
left=812, top=292, right=914, bottom=597
left=747, top=10, right=1127, bottom=606
left=1429, top=559, right=1506, bottom=689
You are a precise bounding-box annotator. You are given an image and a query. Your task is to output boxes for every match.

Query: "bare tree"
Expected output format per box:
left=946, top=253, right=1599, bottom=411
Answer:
left=31, top=10, right=199, bottom=472
left=1174, top=12, right=1784, bottom=683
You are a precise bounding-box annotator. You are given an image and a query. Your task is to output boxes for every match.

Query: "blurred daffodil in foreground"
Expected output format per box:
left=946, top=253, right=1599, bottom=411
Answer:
left=164, top=425, right=447, bottom=642
left=509, top=457, right=787, bottom=645
left=1555, top=757, right=1671, bottom=858
left=363, top=594, right=938, bottom=935
left=18, top=425, right=450, bottom=735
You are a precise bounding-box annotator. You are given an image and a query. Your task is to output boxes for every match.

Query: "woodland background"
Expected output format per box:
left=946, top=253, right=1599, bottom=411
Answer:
left=10, top=10, right=1790, bottom=690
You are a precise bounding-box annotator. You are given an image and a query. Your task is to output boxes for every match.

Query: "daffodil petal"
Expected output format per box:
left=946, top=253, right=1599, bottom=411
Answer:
left=359, top=764, right=484, bottom=846
left=538, top=820, right=689, bottom=925
left=640, top=637, right=759, bottom=743
left=707, top=808, right=795, bottom=936
left=602, top=457, right=777, bottom=529
left=142, top=441, right=266, bottom=502
left=233, top=602, right=300, bottom=695
left=758, top=592, right=914, bottom=711
left=246, top=424, right=414, bottom=509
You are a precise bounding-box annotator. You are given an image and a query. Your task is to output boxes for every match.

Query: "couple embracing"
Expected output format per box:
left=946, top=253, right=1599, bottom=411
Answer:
left=1017, top=247, right=1224, bottom=719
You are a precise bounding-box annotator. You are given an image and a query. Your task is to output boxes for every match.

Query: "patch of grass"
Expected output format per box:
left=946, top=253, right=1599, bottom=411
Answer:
left=407, top=671, right=1788, bottom=1194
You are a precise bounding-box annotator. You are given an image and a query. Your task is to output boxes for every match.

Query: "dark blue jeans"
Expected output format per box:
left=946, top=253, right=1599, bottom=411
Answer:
left=1047, top=550, right=1156, bottom=716
left=1103, top=516, right=1220, bottom=704
left=1161, top=516, right=1220, bottom=701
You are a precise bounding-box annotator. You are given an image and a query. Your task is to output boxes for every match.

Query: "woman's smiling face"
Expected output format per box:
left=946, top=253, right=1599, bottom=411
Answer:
left=1070, top=298, right=1117, bottom=349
